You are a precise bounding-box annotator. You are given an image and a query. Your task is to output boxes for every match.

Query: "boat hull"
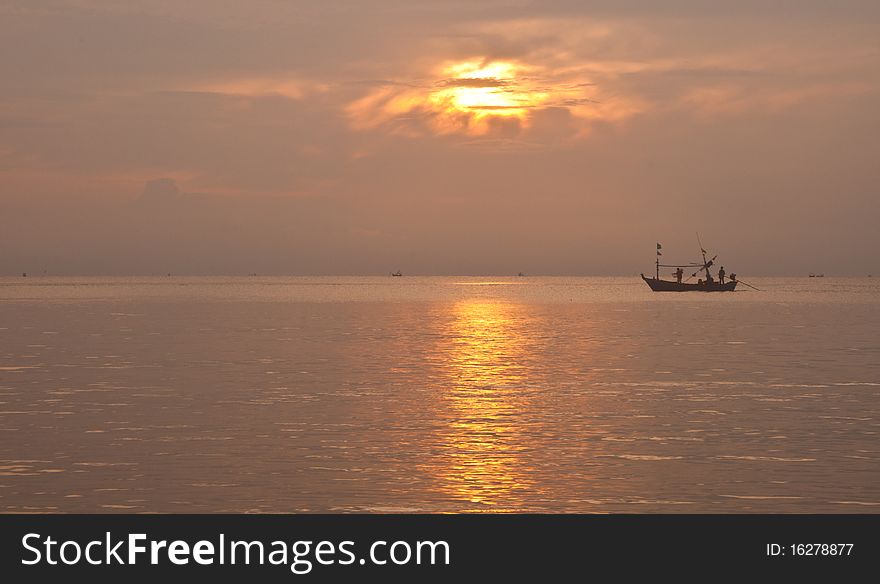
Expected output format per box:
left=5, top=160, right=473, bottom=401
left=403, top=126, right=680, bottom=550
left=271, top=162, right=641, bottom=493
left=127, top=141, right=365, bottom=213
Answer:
left=641, top=274, right=737, bottom=292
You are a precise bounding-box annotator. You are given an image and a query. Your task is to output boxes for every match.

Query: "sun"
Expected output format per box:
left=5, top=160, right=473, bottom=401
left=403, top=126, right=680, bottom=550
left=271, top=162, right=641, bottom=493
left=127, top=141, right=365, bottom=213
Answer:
left=428, top=60, right=547, bottom=121
left=345, top=56, right=613, bottom=138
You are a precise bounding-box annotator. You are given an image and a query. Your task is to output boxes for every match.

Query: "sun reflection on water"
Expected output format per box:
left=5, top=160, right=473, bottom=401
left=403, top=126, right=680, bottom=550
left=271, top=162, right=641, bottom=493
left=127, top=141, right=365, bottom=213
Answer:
left=433, top=300, right=536, bottom=511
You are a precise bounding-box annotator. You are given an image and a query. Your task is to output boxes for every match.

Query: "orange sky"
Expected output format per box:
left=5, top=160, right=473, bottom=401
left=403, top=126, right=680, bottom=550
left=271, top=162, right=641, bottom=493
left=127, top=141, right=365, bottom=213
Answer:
left=1, top=1, right=879, bottom=275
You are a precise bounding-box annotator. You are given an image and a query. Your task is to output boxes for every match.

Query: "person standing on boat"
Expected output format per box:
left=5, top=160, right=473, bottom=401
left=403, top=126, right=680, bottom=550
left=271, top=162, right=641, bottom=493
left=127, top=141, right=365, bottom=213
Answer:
left=718, top=266, right=726, bottom=284
left=675, top=267, right=684, bottom=283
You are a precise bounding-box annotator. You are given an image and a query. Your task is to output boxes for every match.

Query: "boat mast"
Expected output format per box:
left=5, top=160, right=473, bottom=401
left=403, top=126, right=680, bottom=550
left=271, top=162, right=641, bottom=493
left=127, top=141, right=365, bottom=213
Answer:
left=696, top=233, right=711, bottom=279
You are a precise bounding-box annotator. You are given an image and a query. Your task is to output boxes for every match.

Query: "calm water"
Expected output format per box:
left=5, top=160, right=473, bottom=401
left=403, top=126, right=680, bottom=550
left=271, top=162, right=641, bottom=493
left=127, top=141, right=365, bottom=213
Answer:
left=1, top=276, right=878, bottom=513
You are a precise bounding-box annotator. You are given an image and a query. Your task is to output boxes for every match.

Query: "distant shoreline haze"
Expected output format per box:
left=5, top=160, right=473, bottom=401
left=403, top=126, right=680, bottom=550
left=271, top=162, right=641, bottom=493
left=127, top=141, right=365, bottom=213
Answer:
left=1, top=273, right=874, bottom=278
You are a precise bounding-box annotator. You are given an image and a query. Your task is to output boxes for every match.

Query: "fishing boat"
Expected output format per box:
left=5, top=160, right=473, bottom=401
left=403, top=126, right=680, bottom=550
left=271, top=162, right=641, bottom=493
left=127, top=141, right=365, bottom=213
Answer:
left=642, top=275, right=736, bottom=292
left=641, top=238, right=737, bottom=292
left=391, top=270, right=403, bottom=277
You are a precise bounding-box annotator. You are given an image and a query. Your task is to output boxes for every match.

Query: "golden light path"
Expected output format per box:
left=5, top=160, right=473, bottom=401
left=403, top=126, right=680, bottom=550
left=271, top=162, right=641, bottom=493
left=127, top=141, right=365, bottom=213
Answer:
left=432, top=300, right=535, bottom=511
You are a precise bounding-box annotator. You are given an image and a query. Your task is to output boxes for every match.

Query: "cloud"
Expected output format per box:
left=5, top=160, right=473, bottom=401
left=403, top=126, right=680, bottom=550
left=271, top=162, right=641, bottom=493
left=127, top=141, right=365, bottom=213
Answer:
left=139, top=177, right=181, bottom=203
left=183, top=77, right=330, bottom=100
left=341, top=12, right=880, bottom=142
left=437, top=77, right=511, bottom=88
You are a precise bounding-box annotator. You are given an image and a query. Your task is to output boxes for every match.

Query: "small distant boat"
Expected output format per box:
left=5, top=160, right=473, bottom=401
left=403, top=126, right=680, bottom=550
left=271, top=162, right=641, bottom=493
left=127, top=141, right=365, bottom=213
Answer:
left=391, top=270, right=402, bottom=277
left=641, top=236, right=737, bottom=292
left=809, top=273, right=824, bottom=278
left=517, top=272, right=525, bottom=277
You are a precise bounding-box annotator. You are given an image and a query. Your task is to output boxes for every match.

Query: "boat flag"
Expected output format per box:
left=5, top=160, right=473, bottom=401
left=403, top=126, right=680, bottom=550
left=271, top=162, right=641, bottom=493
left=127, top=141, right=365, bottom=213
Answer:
left=657, top=243, right=662, bottom=256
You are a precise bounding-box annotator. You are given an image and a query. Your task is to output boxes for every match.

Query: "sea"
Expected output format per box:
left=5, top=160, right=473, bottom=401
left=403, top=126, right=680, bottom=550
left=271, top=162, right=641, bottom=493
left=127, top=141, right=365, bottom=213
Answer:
left=1, top=276, right=877, bottom=513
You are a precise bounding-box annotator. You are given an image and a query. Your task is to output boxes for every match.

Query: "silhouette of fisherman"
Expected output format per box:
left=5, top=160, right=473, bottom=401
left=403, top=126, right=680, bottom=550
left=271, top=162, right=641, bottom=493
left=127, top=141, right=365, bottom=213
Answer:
left=675, top=267, right=684, bottom=283
left=718, top=266, right=726, bottom=284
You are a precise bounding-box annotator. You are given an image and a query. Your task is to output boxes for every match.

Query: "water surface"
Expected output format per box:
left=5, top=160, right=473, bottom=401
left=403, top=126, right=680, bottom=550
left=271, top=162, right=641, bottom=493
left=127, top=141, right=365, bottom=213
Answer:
left=1, top=276, right=877, bottom=512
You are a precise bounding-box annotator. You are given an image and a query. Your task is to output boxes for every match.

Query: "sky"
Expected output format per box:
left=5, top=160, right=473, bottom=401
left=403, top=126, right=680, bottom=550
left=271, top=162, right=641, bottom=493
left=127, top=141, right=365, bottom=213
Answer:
left=1, top=0, right=878, bottom=275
